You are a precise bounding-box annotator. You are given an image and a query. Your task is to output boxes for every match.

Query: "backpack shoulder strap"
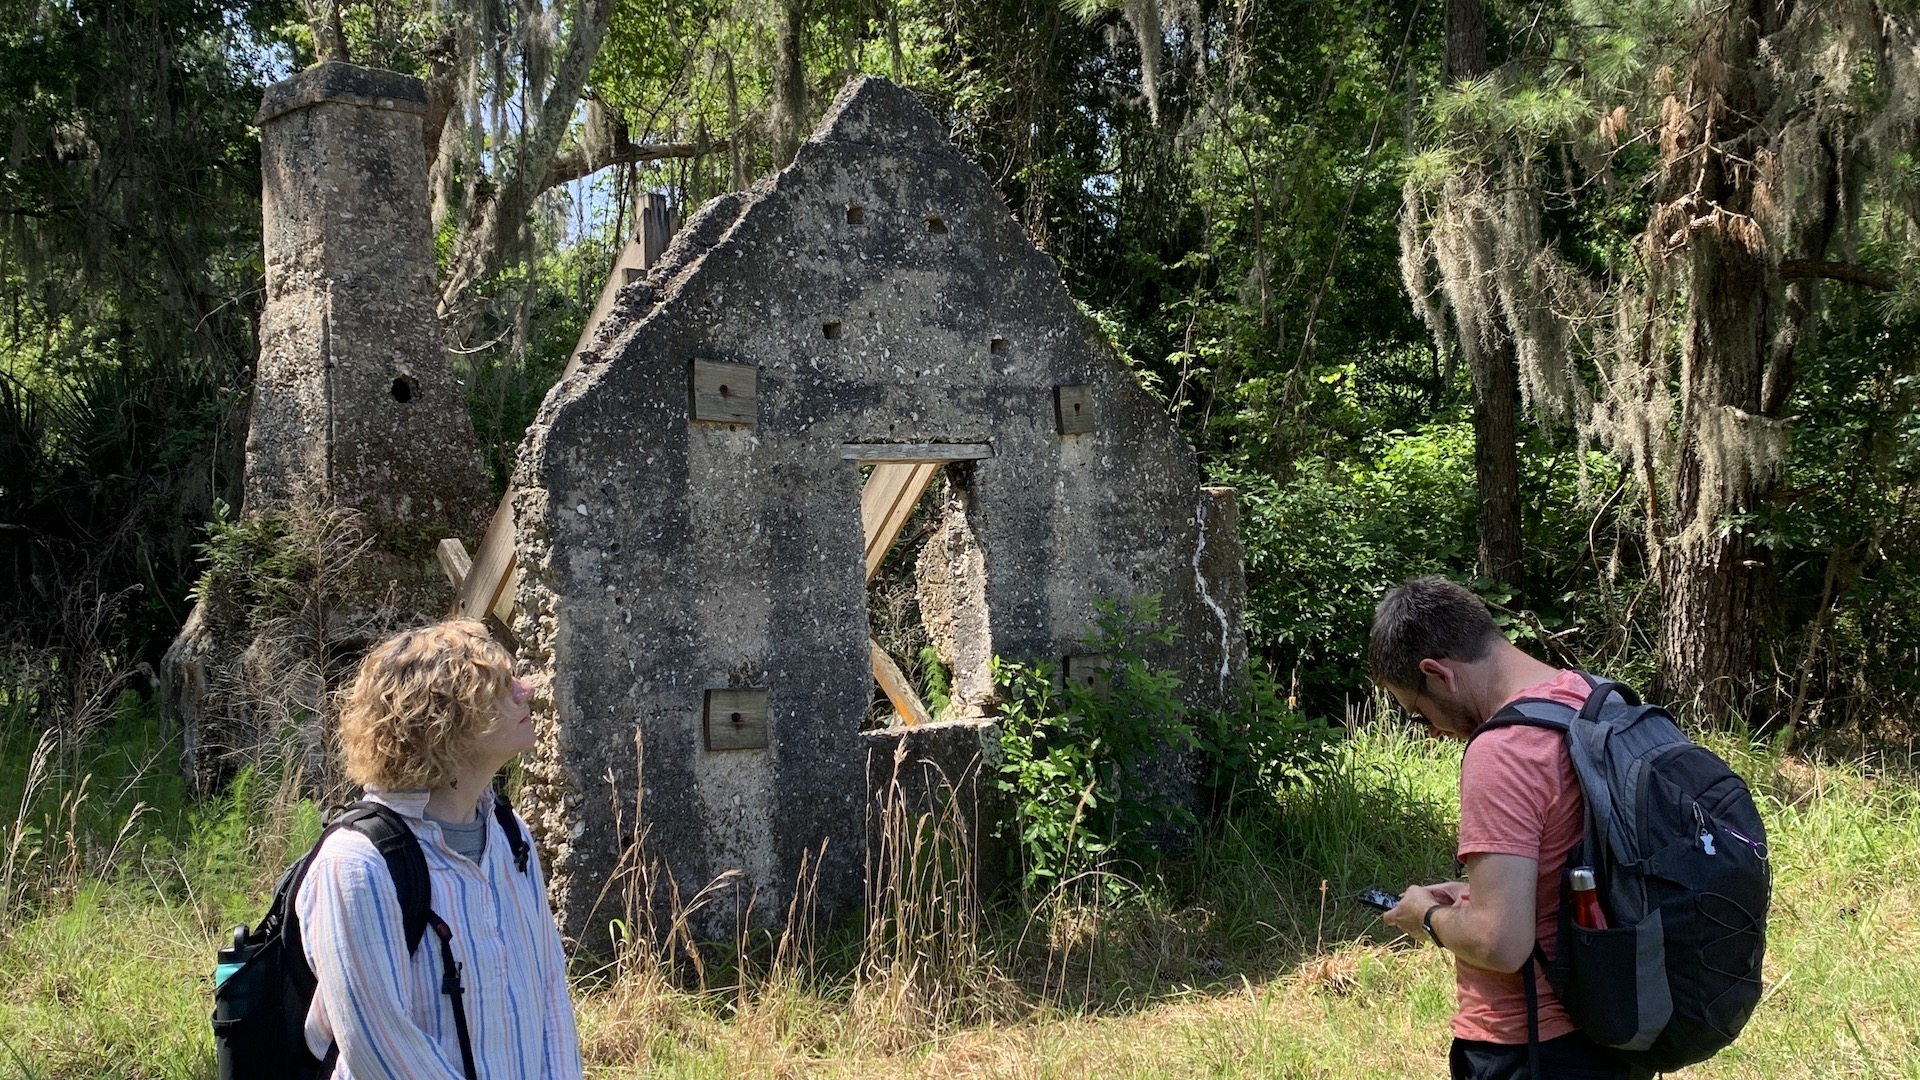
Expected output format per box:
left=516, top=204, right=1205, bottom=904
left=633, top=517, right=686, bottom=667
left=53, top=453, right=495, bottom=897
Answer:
left=262, top=816, right=355, bottom=998
left=336, top=801, right=432, bottom=955
left=490, top=787, right=530, bottom=875
left=1472, top=697, right=1575, bottom=744
left=1471, top=672, right=1643, bottom=741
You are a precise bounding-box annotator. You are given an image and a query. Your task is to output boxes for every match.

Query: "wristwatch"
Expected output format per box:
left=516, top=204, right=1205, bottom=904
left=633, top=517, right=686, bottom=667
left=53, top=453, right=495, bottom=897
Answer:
left=1423, top=903, right=1446, bottom=948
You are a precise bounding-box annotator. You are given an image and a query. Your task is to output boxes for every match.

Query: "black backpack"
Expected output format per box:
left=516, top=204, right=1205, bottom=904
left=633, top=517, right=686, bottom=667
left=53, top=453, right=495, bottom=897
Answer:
left=1477, top=677, right=1770, bottom=1075
left=210, top=794, right=531, bottom=1080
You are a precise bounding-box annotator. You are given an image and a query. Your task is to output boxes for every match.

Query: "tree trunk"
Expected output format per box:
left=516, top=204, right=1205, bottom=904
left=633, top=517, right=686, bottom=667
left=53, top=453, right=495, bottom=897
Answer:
left=1471, top=336, right=1524, bottom=590
left=772, top=0, right=808, bottom=165
left=1445, top=0, right=1524, bottom=594
left=1444, top=0, right=1487, bottom=83
left=1653, top=1, right=1785, bottom=722
left=437, top=0, right=618, bottom=313
left=305, top=0, right=348, bottom=63
left=1658, top=510, right=1763, bottom=721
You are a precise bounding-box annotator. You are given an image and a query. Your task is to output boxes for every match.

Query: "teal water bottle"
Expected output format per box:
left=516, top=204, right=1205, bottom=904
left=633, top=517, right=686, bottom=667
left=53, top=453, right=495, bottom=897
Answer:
left=215, top=925, right=251, bottom=988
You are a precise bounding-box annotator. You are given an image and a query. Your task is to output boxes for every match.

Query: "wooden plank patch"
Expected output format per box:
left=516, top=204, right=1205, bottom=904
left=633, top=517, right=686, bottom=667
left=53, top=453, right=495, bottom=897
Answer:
left=1064, top=653, right=1112, bottom=698
left=690, top=360, right=758, bottom=426
left=704, top=688, right=770, bottom=750
left=1055, top=385, right=1095, bottom=435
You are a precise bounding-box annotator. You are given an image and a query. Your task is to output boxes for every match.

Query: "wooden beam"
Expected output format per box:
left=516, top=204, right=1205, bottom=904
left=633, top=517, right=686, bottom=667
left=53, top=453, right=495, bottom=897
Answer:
left=870, top=640, right=933, bottom=727
left=561, top=232, right=647, bottom=380
left=491, top=565, right=521, bottom=627
left=440, top=195, right=679, bottom=643
left=437, top=538, right=472, bottom=590
left=859, top=462, right=944, bottom=725
left=456, top=491, right=518, bottom=626
left=560, top=191, right=677, bottom=381
left=860, top=461, right=941, bottom=583
left=841, top=442, right=993, bottom=463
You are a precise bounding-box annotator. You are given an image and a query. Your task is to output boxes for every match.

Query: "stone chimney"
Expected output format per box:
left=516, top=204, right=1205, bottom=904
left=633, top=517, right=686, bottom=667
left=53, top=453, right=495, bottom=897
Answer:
left=163, top=63, right=492, bottom=788
left=248, top=62, right=492, bottom=530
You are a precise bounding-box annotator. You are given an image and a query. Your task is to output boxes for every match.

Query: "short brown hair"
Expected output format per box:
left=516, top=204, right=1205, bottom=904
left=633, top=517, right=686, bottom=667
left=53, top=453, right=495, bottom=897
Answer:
left=338, top=619, right=514, bottom=790
left=1368, top=576, right=1500, bottom=690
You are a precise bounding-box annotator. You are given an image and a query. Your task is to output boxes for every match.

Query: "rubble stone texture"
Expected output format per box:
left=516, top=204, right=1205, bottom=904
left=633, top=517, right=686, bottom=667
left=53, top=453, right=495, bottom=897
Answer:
left=515, top=76, right=1246, bottom=946
left=163, top=63, right=491, bottom=785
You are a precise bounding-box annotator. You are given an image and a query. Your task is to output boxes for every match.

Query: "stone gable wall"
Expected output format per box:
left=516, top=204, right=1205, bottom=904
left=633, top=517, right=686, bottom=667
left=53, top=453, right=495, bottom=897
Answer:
left=513, top=77, right=1244, bottom=945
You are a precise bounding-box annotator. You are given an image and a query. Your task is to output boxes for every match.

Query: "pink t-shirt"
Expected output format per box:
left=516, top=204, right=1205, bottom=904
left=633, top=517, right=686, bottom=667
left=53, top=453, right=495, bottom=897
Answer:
left=1451, top=669, right=1592, bottom=1044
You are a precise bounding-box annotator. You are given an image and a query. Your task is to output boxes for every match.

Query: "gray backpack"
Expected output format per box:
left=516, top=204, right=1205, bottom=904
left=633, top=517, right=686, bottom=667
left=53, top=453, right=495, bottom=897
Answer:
left=1478, top=677, right=1770, bottom=1074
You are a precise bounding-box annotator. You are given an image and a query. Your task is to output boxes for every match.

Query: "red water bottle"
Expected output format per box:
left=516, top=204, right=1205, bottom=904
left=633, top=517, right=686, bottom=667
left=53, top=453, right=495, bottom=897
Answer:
left=1570, top=866, right=1608, bottom=929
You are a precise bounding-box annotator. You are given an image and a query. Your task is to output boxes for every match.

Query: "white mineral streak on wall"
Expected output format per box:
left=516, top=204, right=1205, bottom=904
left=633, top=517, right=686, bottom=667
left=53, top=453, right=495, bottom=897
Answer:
left=1192, top=496, right=1232, bottom=695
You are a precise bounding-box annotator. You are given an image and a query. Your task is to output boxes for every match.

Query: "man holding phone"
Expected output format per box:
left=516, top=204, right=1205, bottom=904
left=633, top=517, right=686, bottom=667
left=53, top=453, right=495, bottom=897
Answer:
left=1367, top=576, right=1647, bottom=1080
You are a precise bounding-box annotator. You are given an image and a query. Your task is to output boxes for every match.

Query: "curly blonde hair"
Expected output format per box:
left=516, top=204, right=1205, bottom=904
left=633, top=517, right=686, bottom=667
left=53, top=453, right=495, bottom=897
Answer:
left=338, top=619, right=514, bottom=790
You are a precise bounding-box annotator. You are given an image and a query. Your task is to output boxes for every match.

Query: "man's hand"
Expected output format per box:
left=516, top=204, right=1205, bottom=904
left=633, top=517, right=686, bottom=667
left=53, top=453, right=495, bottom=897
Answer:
left=1383, top=881, right=1463, bottom=940
left=1381, top=856, right=1538, bottom=972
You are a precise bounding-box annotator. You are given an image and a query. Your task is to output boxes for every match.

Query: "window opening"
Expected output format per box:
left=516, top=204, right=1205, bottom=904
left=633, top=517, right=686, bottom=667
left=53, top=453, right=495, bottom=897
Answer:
left=871, top=457, right=983, bottom=726
left=862, top=462, right=944, bottom=729
left=850, top=447, right=993, bottom=732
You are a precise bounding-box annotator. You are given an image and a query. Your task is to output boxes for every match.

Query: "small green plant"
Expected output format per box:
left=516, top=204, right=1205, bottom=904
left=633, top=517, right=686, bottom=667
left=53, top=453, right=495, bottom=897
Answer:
left=191, top=499, right=295, bottom=615
left=916, top=647, right=952, bottom=720
left=993, top=596, right=1197, bottom=897
left=1196, top=664, right=1334, bottom=814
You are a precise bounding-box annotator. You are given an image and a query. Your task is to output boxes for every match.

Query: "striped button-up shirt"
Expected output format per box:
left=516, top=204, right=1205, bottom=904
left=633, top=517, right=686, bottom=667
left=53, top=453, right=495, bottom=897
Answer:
left=295, top=788, right=584, bottom=1080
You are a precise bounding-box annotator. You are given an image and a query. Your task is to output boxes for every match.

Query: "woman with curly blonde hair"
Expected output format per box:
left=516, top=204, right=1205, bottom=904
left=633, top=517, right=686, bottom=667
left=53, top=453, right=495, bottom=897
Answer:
left=295, top=618, right=582, bottom=1080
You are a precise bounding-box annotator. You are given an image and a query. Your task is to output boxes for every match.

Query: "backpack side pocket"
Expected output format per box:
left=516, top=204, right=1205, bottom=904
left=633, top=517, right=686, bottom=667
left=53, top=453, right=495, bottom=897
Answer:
left=1560, top=910, right=1671, bottom=1051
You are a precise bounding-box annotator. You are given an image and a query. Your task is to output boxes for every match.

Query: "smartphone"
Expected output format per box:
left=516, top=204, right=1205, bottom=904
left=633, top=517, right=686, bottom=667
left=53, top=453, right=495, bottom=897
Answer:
left=1356, top=887, right=1400, bottom=912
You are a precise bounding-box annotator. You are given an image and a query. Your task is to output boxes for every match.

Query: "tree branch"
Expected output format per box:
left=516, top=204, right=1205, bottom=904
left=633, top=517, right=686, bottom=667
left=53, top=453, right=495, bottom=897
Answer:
left=303, top=0, right=348, bottom=63
left=538, top=138, right=731, bottom=195
left=437, top=0, right=618, bottom=315
left=1780, top=259, right=1897, bottom=291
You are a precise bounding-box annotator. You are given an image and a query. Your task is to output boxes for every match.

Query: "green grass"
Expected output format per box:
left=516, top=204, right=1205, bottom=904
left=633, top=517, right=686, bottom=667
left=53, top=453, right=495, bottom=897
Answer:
left=0, top=704, right=1915, bottom=1078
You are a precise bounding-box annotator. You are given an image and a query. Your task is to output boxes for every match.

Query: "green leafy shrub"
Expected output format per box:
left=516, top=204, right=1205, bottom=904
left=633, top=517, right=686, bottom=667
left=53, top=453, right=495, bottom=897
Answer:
left=189, top=498, right=373, bottom=628
left=995, top=597, right=1344, bottom=896
left=1215, top=423, right=1478, bottom=714
left=1195, top=665, right=1335, bottom=814
left=993, top=597, right=1196, bottom=896
left=917, top=646, right=953, bottom=720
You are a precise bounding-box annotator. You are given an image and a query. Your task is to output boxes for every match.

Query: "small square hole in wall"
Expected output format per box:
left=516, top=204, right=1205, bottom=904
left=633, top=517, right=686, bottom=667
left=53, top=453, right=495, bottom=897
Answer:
left=989, top=337, right=1009, bottom=356
left=823, top=320, right=843, bottom=340
left=846, top=204, right=867, bottom=225
left=925, top=215, right=948, bottom=234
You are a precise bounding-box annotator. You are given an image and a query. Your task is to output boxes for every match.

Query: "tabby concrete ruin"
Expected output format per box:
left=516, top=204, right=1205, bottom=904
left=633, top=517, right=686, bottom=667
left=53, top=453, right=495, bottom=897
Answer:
left=512, top=76, right=1247, bottom=944
left=163, top=63, right=493, bottom=784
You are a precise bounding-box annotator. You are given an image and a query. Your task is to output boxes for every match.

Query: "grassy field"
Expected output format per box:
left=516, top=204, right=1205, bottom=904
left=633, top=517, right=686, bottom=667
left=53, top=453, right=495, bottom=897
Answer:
left=0, top=702, right=1915, bottom=1079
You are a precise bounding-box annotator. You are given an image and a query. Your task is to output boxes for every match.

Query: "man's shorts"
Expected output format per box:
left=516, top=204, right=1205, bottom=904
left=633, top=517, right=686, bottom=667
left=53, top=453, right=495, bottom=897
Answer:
left=1448, top=1032, right=1652, bottom=1080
